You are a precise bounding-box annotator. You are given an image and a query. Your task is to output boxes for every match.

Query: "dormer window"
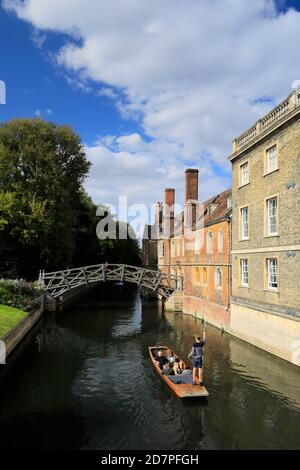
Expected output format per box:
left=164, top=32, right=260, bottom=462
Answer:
left=208, top=204, right=217, bottom=215
left=227, top=196, right=232, bottom=209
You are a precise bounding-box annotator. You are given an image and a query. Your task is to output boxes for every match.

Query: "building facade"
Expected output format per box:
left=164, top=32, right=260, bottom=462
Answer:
left=142, top=89, right=300, bottom=366
left=156, top=169, right=232, bottom=330
left=229, top=89, right=300, bottom=365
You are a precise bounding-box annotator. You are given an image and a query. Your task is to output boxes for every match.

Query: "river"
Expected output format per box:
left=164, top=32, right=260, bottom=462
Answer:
left=0, top=285, right=299, bottom=450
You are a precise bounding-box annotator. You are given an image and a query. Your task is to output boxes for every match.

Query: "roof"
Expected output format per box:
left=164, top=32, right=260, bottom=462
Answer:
left=173, top=188, right=232, bottom=236
left=201, top=188, right=232, bottom=228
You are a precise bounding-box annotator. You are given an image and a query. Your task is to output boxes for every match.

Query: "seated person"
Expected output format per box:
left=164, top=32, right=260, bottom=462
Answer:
left=166, top=349, right=179, bottom=363
left=155, top=350, right=169, bottom=371
left=162, top=362, right=172, bottom=376
left=166, top=349, right=183, bottom=375
left=181, top=365, right=192, bottom=375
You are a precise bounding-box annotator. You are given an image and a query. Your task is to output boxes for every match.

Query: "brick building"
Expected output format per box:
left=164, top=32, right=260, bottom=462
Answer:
left=229, top=89, right=300, bottom=364
left=143, top=89, right=300, bottom=366
left=156, top=169, right=232, bottom=330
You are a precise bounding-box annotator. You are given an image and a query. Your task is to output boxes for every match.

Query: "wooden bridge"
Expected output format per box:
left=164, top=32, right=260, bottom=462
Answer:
left=39, top=264, right=182, bottom=300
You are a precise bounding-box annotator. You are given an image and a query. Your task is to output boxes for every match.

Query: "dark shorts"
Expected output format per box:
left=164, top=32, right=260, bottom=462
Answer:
left=193, top=357, right=203, bottom=368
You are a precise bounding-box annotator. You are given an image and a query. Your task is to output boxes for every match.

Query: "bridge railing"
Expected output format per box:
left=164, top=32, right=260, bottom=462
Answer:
left=39, top=264, right=181, bottom=299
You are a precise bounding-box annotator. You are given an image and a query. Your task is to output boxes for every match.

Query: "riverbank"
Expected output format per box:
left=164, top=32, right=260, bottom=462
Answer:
left=0, top=304, right=27, bottom=338
left=0, top=297, right=45, bottom=361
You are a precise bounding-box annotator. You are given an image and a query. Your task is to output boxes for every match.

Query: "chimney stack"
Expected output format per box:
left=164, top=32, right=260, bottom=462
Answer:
left=164, top=188, right=175, bottom=238
left=184, top=169, right=199, bottom=229
left=185, top=169, right=198, bottom=202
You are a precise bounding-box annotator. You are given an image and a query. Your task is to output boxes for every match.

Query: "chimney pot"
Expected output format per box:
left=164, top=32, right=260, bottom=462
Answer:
left=164, top=188, right=175, bottom=238
left=185, top=169, right=198, bottom=202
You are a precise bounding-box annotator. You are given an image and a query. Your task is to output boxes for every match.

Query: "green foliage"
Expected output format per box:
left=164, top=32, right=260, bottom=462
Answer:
left=0, top=279, right=42, bottom=312
left=0, top=119, right=91, bottom=278
left=0, top=118, right=142, bottom=278
left=72, top=189, right=103, bottom=267
left=97, top=216, right=141, bottom=266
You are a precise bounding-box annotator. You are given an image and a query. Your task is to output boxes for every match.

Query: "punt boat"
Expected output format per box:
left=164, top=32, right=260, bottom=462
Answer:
left=149, top=346, right=209, bottom=399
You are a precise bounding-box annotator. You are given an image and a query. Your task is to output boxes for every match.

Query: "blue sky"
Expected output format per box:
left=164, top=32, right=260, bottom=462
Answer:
left=1, top=0, right=300, bottom=228
left=0, top=6, right=140, bottom=144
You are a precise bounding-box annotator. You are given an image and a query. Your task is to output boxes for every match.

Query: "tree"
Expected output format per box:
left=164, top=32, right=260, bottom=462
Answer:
left=96, top=207, right=141, bottom=266
left=72, top=190, right=102, bottom=267
left=0, top=119, right=91, bottom=278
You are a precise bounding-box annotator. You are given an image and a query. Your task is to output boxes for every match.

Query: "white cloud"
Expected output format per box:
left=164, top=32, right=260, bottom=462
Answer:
left=31, top=28, right=46, bottom=49
left=85, top=134, right=231, bottom=220
left=34, top=108, right=52, bottom=117
left=4, top=0, right=300, bottom=212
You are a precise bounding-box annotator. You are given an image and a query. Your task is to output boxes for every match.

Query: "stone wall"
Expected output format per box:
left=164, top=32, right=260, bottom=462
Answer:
left=231, top=112, right=300, bottom=316
left=181, top=294, right=230, bottom=330
left=230, top=302, right=300, bottom=366
left=2, top=295, right=45, bottom=359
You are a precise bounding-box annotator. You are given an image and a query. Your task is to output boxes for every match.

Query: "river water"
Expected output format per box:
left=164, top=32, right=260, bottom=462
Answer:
left=0, top=285, right=300, bottom=450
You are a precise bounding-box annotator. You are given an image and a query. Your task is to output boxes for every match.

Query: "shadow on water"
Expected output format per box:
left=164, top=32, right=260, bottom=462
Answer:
left=0, top=283, right=299, bottom=450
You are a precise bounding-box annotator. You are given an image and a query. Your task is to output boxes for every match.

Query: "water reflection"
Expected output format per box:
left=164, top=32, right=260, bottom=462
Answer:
left=0, top=285, right=299, bottom=450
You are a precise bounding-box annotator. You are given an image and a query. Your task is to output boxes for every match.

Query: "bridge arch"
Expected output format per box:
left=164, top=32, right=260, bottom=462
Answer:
left=39, top=264, right=180, bottom=300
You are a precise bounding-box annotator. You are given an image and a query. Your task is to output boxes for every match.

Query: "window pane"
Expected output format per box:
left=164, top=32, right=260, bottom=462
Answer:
left=241, top=162, right=249, bottom=185
left=202, top=268, right=207, bottom=285
left=218, top=229, right=223, bottom=252
left=267, top=258, right=278, bottom=289
left=267, top=197, right=277, bottom=234
left=207, top=232, right=213, bottom=253
left=241, top=259, right=249, bottom=286
left=267, top=146, right=278, bottom=173
left=241, top=207, right=249, bottom=238
left=215, top=268, right=222, bottom=287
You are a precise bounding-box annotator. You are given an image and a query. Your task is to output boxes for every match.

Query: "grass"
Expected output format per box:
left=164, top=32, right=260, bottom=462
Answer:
left=0, top=304, right=27, bottom=338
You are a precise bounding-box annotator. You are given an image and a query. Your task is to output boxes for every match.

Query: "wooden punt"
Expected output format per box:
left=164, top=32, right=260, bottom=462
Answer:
left=149, top=346, right=209, bottom=399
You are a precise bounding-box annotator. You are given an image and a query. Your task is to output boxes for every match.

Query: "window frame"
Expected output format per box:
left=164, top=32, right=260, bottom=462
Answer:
left=240, top=258, right=249, bottom=287
left=206, top=230, right=213, bottom=254
left=265, top=195, right=278, bottom=237
left=265, top=144, right=278, bottom=176
left=266, top=257, right=278, bottom=291
left=158, top=240, right=164, bottom=258
left=215, top=267, right=222, bottom=289
left=239, top=161, right=249, bottom=187
left=171, top=239, right=175, bottom=258
left=239, top=205, right=249, bottom=240
left=194, top=267, right=200, bottom=285
left=217, top=228, right=223, bottom=253
left=194, top=231, right=201, bottom=253
left=201, top=267, right=208, bottom=287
